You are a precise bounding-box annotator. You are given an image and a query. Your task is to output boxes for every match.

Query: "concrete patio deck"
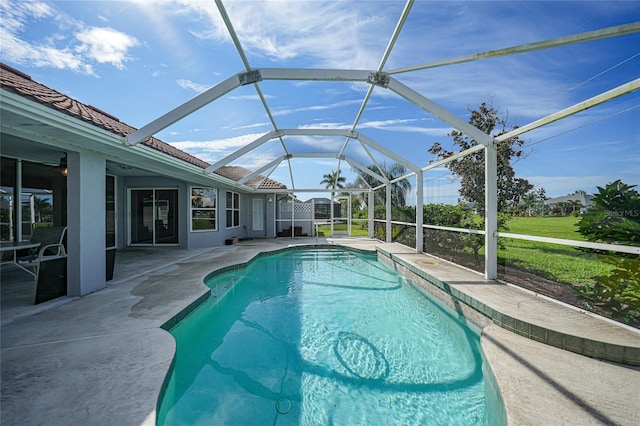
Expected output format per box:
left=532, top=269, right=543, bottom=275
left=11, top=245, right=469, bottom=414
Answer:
left=1, top=237, right=639, bottom=425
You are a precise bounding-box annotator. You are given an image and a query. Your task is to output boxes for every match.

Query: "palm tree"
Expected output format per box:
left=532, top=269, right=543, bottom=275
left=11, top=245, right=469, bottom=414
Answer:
left=320, top=169, right=346, bottom=189
left=521, top=192, right=537, bottom=216
left=355, top=163, right=412, bottom=207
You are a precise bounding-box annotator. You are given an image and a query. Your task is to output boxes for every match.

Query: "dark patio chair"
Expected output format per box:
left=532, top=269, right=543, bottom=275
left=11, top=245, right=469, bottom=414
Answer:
left=18, top=226, right=67, bottom=280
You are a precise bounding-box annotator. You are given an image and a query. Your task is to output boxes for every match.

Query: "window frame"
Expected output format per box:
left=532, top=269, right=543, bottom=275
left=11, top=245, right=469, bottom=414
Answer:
left=226, top=190, right=240, bottom=229
left=190, top=187, right=217, bottom=232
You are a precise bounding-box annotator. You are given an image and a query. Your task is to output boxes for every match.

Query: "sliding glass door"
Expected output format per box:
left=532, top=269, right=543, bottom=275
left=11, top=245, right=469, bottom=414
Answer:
left=129, top=189, right=178, bottom=245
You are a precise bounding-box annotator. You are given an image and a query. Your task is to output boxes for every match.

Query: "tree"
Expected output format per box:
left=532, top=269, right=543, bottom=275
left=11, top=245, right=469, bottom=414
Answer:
left=428, top=101, right=533, bottom=215
left=555, top=201, right=570, bottom=216
left=521, top=191, right=537, bottom=216
left=355, top=163, right=412, bottom=207
left=319, top=169, right=346, bottom=189
left=33, top=196, right=53, bottom=223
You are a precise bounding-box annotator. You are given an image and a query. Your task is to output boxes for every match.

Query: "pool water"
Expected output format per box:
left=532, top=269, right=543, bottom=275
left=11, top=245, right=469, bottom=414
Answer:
left=158, top=249, right=499, bottom=425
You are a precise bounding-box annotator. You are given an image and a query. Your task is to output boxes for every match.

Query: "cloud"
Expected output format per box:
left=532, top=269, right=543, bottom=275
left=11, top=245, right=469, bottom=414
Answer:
left=75, top=27, right=138, bottom=69
left=177, top=79, right=210, bottom=92
left=0, top=0, right=139, bottom=74
left=168, top=132, right=265, bottom=152
left=0, top=29, right=94, bottom=74
left=297, top=122, right=350, bottom=130
left=233, top=122, right=272, bottom=130
left=296, top=118, right=451, bottom=137
left=181, top=0, right=396, bottom=69
left=229, top=94, right=275, bottom=101
left=273, top=99, right=362, bottom=117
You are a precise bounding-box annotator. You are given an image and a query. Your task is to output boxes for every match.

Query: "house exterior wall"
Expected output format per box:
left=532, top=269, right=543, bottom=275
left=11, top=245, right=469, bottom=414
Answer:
left=116, top=178, right=278, bottom=249
left=120, top=176, right=187, bottom=248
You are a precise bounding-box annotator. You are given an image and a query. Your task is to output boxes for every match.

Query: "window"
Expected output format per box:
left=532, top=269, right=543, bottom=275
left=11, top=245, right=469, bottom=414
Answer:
left=191, top=187, right=217, bottom=231
left=226, top=191, right=240, bottom=228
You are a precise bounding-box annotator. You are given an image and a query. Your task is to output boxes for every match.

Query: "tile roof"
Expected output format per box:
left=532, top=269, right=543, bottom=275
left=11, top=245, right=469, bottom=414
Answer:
left=0, top=63, right=286, bottom=190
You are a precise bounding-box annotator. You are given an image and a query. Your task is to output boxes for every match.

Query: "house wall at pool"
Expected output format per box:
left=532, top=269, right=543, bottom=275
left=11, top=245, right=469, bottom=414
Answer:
left=114, top=176, right=278, bottom=250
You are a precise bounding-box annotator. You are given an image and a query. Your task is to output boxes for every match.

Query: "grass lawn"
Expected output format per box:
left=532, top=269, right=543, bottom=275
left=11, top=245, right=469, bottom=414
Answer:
left=498, top=216, right=612, bottom=285
left=316, top=223, right=368, bottom=237
left=504, top=215, right=586, bottom=240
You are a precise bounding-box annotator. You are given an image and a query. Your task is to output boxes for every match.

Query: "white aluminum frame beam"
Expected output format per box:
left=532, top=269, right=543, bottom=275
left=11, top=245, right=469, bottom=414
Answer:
left=125, top=74, right=240, bottom=145
left=344, top=157, right=388, bottom=185
left=204, top=127, right=420, bottom=176
left=237, top=156, right=285, bottom=185
left=259, top=68, right=370, bottom=82
left=355, top=132, right=421, bottom=173
left=496, top=78, right=640, bottom=141
left=205, top=130, right=279, bottom=173
left=287, top=188, right=365, bottom=193
left=339, top=0, right=414, bottom=157
left=387, top=22, right=640, bottom=75
left=387, top=78, right=495, bottom=146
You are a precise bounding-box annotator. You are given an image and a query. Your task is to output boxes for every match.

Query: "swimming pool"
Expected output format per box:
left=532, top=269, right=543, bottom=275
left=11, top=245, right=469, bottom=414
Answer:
left=158, top=248, right=504, bottom=425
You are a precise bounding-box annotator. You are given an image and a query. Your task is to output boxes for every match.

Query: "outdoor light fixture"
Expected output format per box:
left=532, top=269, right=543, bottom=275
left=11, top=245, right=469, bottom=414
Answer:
left=58, top=154, right=68, bottom=176
left=268, top=197, right=273, bottom=203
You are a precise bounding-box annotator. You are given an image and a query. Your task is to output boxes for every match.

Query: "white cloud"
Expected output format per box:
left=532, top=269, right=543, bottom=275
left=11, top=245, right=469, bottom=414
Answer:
left=297, top=122, right=350, bottom=130
left=273, top=99, right=362, bottom=117
left=180, top=0, right=395, bottom=69
left=233, top=122, right=271, bottom=130
left=176, top=79, right=210, bottom=92
left=75, top=27, right=138, bottom=69
left=21, top=1, right=54, bottom=20
left=0, top=28, right=95, bottom=75
left=0, top=0, right=139, bottom=74
left=168, top=133, right=266, bottom=153
left=229, top=94, right=275, bottom=101
left=296, top=118, right=451, bottom=137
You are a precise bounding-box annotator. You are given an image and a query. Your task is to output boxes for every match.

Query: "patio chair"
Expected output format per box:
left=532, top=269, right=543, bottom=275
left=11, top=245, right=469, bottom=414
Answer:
left=18, top=226, right=67, bottom=280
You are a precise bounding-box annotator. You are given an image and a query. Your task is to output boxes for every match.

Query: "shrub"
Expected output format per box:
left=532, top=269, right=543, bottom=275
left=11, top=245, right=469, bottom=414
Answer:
left=575, top=180, right=640, bottom=325
left=575, top=255, right=640, bottom=324
left=577, top=180, right=640, bottom=245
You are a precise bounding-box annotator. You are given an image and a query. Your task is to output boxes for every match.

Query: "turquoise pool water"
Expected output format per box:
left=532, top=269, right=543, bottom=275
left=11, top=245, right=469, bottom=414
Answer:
left=158, top=249, right=502, bottom=425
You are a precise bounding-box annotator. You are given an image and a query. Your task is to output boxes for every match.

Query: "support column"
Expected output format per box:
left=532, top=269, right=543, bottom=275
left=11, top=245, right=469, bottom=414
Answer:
left=330, top=192, right=334, bottom=236
left=368, top=190, right=374, bottom=238
left=416, top=171, right=424, bottom=253
left=52, top=178, right=67, bottom=227
left=67, top=151, right=106, bottom=296
left=291, top=195, right=295, bottom=239
left=386, top=184, right=392, bottom=243
left=485, top=144, right=498, bottom=280
left=15, top=160, right=22, bottom=241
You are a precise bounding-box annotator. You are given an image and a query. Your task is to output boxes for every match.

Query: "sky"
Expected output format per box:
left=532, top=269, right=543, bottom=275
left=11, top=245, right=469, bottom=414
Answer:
left=1, top=0, right=639, bottom=206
